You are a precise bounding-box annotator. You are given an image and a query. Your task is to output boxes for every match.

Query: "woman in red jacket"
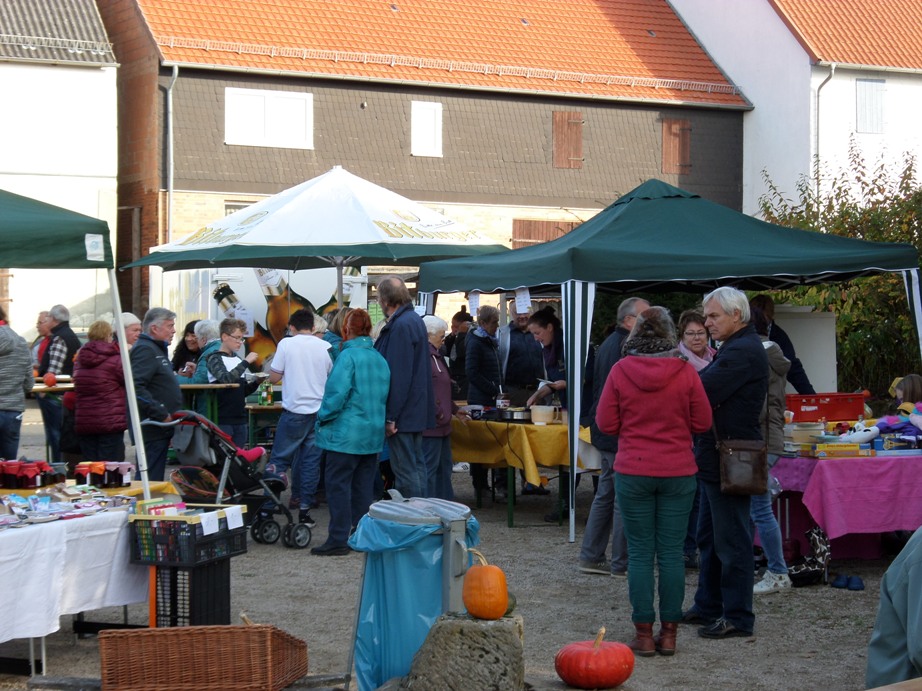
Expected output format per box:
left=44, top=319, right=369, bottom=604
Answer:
left=73, top=320, right=127, bottom=461
left=597, top=306, right=712, bottom=658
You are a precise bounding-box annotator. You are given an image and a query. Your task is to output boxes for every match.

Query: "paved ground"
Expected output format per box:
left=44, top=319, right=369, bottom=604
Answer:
left=1, top=399, right=893, bottom=690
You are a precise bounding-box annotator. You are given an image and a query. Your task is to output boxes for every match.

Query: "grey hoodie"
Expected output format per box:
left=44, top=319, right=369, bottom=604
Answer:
left=761, top=338, right=791, bottom=455
left=0, top=325, right=34, bottom=412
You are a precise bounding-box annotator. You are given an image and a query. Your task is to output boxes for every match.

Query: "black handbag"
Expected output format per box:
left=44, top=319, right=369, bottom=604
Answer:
left=714, top=420, right=768, bottom=495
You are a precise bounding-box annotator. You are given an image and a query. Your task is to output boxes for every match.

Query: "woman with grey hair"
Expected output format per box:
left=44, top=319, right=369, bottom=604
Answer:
left=421, top=314, right=465, bottom=499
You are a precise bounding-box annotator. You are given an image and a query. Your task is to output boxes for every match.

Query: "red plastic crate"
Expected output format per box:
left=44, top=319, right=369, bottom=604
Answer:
left=786, top=393, right=865, bottom=422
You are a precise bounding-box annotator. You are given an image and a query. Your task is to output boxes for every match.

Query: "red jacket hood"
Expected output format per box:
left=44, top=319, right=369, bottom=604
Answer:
left=617, top=351, right=689, bottom=393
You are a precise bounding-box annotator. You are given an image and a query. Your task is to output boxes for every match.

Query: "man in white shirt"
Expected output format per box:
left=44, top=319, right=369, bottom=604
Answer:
left=265, top=309, right=332, bottom=527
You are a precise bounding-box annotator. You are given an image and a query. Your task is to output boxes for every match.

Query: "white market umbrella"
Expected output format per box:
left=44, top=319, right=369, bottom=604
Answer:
left=123, top=166, right=507, bottom=304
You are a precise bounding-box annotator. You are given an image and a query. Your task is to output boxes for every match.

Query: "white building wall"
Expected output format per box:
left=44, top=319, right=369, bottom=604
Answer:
left=814, top=66, right=922, bottom=196
left=669, top=0, right=814, bottom=215
left=0, top=61, right=118, bottom=341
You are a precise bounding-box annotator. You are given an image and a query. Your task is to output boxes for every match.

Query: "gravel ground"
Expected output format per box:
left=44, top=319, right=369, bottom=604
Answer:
left=0, top=401, right=888, bottom=690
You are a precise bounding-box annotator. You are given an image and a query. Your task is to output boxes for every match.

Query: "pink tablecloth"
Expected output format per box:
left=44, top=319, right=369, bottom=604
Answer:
left=802, top=456, right=922, bottom=539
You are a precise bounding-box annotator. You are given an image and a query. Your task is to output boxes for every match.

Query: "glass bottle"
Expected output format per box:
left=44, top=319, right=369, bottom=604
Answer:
left=212, top=283, right=276, bottom=368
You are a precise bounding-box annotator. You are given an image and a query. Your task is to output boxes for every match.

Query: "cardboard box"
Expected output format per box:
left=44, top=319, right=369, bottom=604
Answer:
left=808, top=443, right=872, bottom=458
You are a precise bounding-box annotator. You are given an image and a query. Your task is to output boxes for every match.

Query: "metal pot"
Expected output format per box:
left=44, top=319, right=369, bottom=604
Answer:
left=498, top=407, right=531, bottom=422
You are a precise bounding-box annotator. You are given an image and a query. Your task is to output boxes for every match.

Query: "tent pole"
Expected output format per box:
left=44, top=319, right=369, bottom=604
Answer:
left=336, top=259, right=344, bottom=308
left=903, top=268, right=922, bottom=361
left=109, top=268, right=150, bottom=500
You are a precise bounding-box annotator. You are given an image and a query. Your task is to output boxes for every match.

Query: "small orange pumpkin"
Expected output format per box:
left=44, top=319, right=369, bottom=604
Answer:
left=554, top=627, right=635, bottom=689
left=462, top=548, right=508, bottom=620
left=43, top=372, right=57, bottom=387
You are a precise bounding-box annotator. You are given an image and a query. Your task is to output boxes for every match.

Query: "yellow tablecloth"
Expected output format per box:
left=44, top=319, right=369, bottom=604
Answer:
left=451, top=419, right=591, bottom=487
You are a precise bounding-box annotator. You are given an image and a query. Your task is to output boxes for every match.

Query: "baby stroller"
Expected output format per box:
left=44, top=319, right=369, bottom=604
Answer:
left=159, top=411, right=311, bottom=549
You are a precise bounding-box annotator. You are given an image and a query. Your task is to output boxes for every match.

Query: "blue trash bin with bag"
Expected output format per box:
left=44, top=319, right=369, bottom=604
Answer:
left=348, top=490, right=479, bottom=691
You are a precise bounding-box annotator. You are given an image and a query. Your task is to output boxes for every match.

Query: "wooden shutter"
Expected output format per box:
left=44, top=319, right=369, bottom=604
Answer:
left=553, top=111, right=584, bottom=169
left=512, top=220, right=580, bottom=249
left=662, top=118, right=691, bottom=175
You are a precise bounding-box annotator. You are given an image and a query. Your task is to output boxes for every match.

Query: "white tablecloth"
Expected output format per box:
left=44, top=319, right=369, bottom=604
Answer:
left=0, top=510, right=149, bottom=644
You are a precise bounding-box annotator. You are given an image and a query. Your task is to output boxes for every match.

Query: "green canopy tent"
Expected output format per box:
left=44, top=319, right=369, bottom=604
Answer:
left=0, top=189, right=155, bottom=498
left=418, top=179, right=922, bottom=540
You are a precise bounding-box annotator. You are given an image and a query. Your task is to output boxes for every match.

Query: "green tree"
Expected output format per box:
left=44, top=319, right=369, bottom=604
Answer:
left=759, top=143, right=922, bottom=396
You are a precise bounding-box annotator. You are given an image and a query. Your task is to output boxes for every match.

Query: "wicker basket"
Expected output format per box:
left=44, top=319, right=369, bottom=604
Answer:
left=99, top=624, right=308, bottom=691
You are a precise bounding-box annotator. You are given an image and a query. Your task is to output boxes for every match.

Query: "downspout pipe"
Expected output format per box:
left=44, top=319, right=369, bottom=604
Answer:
left=166, top=65, right=179, bottom=243
left=814, top=62, right=836, bottom=201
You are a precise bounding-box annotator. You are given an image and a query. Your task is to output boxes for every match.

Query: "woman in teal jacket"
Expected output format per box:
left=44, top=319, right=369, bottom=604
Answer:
left=313, top=308, right=390, bottom=556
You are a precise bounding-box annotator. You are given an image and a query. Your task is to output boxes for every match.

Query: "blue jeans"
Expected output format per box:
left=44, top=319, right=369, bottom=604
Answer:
left=579, top=449, right=627, bottom=572
left=0, top=409, right=24, bottom=460
left=694, top=479, right=755, bottom=633
left=616, top=472, right=696, bottom=623
left=268, top=410, right=321, bottom=510
left=387, top=432, right=427, bottom=498
left=139, top=433, right=172, bottom=482
left=324, top=450, right=378, bottom=546
left=219, top=423, right=248, bottom=450
left=79, top=432, right=126, bottom=462
left=37, top=395, right=63, bottom=462
left=423, top=435, right=454, bottom=500
left=751, top=453, right=787, bottom=574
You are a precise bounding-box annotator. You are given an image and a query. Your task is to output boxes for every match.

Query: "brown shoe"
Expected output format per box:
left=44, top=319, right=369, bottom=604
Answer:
left=628, top=623, right=655, bottom=657
left=655, top=622, right=678, bottom=656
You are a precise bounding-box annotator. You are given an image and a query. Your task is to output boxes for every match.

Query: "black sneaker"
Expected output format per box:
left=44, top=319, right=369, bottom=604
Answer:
left=697, top=618, right=752, bottom=639
left=311, top=542, right=351, bottom=556
left=298, top=510, right=316, bottom=528
left=681, top=608, right=715, bottom=626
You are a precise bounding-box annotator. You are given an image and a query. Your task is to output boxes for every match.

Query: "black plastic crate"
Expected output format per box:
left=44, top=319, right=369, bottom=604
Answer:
left=130, top=507, right=247, bottom=567
left=155, top=561, right=231, bottom=627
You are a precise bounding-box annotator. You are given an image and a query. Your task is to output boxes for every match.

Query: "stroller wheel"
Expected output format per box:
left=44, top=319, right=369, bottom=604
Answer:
left=256, top=519, right=282, bottom=545
left=250, top=520, right=265, bottom=544
left=284, top=523, right=312, bottom=549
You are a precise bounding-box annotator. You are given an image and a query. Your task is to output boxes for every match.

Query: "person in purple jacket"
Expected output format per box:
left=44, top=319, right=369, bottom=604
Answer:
left=422, top=315, right=469, bottom=500
left=73, top=320, right=127, bottom=462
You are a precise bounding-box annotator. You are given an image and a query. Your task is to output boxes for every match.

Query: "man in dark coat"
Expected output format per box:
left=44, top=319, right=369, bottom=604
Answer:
left=578, top=296, right=649, bottom=576
left=37, top=304, right=82, bottom=461
left=685, top=287, right=768, bottom=639
left=374, top=276, right=435, bottom=497
left=131, top=307, right=184, bottom=481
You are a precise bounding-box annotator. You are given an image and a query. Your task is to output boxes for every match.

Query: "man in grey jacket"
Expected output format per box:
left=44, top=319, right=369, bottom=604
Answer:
left=131, top=308, right=184, bottom=481
left=0, top=306, right=34, bottom=460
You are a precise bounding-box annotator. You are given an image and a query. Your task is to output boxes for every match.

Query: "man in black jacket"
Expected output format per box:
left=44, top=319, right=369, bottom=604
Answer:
left=578, top=297, right=649, bottom=575
left=37, top=304, right=82, bottom=461
left=131, top=308, right=183, bottom=481
left=685, top=287, right=768, bottom=639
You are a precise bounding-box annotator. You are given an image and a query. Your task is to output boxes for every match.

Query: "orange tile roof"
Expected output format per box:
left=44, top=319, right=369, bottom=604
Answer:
left=770, top=0, right=922, bottom=70
left=135, top=0, right=747, bottom=108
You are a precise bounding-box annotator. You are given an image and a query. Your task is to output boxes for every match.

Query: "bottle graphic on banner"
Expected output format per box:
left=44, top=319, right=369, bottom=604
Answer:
left=212, top=283, right=276, bottom=368
left=254, top=268, right=318, bottom=343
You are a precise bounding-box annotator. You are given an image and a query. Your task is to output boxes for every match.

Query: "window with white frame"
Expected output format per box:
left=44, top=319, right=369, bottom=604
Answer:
left=225, top=88, right=313, bottom=149
left=856, top=78, right=885, bottom=134
left=411, top=101, right=443, bottom=157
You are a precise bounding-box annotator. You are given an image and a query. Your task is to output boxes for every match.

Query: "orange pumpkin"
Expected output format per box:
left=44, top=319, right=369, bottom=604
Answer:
left=554, top=627, right=634, bottom=689
left=462, top=548, right=508, bottom=620
left=43, top=372, right=57, bottom=387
